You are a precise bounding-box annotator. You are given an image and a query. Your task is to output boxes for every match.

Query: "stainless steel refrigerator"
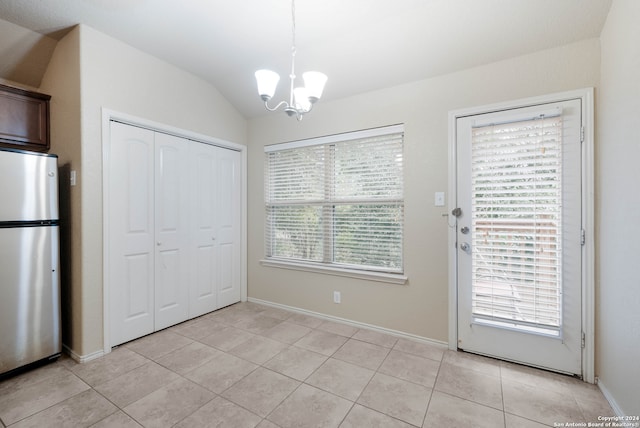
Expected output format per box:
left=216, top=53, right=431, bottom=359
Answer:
left=0, top=148, right=61, bottom=376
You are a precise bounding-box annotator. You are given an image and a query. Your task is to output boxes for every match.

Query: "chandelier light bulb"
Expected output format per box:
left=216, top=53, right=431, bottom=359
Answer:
left=293, top=87, right=312, bottom=112
left=302, top=71, right=328, bottom=103
left=255, top=70, right=280, bottom=101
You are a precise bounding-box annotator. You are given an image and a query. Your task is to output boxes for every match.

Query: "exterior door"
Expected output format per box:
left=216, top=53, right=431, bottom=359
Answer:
left=456, top=99, right=583, bottom=375
left=109, top=122, right=155, bottom=345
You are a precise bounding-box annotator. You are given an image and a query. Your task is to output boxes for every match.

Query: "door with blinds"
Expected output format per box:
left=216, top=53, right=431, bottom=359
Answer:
left=456, top=99, right=583, bottom=375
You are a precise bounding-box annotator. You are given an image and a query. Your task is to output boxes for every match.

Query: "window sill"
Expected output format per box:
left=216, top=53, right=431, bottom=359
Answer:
left=259, top=259, right=408, bottom=285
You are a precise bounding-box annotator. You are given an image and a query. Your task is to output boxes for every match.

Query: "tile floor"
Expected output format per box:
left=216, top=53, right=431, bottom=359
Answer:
left=0, top=302, right=614, bottom=427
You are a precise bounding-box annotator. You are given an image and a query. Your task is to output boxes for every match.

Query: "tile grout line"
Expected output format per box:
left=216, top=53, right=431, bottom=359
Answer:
left=7, top=367, right=93, bottom=427
left=500, top=359, right=507, bottom=428
left=422, top=351, right=445, bottom=427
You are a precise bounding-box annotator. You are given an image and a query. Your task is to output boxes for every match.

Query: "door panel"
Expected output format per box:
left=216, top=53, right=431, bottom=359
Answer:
left=109, top=122, right=155, bottom=346
left=190, top=143, right=219, bottom=317
left=125, top=254, right=153, bottom=318
left=456, top=99, right=583, bottom=375
left=217, top=148, right=242, bottom=308
left=154, top=133, right=190, bottom=330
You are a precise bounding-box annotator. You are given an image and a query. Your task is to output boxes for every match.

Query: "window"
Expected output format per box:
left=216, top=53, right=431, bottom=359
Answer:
left=471, top=111, right=563, bottom=334
left=264, top=125, right=404, bottom=277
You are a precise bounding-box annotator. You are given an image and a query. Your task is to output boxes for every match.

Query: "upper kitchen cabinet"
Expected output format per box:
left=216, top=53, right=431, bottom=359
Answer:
left=0, top=84, right=51, bottom=152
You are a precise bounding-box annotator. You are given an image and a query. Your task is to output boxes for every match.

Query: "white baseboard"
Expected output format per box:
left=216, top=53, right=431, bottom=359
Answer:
left=597, top=378, right=625, bottom=417
left=63, top=344, right=104, bottom=364
left=248, top=297, right=448, bottom=348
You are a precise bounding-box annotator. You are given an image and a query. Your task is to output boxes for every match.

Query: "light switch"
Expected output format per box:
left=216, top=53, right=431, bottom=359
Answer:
left=70, top=170, right=77, bottom=186
left=435, top=191, right=445, bottom=206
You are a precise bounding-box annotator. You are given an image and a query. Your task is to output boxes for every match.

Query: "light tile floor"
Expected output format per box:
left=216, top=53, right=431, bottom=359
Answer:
left=0, top=302, right=614, bottom=427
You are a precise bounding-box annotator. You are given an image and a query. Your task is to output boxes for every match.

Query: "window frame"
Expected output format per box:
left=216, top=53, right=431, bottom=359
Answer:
left=261, top=124, right=407, bottom=285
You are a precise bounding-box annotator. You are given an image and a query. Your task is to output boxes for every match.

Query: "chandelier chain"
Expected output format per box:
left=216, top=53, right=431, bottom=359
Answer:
left=291, top=0, right=296, bottom=55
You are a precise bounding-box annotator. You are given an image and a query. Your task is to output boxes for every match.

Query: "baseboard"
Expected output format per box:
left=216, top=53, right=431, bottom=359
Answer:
left=248, top=297, right=448, bottom=348
left=63, top=344, right=104, bottom=364
left=597, top=378, right=625, bottom=417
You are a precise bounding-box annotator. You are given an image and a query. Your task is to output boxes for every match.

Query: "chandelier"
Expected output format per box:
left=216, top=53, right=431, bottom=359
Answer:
left=255, top=0, right=327, bottom=121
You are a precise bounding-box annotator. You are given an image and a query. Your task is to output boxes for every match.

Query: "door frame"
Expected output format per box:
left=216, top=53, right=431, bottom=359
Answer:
left=447, top=88, right=595, bottom=382
left=101, top=108, right=248, bottom=356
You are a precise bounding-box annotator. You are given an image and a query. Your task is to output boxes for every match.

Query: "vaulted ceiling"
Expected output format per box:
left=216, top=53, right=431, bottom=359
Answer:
left=0, top=0, right=612, bottom=118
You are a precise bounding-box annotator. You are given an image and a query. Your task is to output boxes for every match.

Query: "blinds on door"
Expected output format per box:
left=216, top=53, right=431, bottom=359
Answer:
left=264, top=125, right=404, bottom=273
left=470, top=112, right=563, bottom=335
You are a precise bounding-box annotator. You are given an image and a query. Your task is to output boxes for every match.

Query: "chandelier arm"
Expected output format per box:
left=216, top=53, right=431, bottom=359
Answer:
left=263, top=99, right=291, bottom=112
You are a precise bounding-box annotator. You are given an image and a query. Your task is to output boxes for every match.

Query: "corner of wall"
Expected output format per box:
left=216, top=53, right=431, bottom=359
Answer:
left=595, top=0, right=640, bottom=416
left=38, top=24, right=85, bottom=357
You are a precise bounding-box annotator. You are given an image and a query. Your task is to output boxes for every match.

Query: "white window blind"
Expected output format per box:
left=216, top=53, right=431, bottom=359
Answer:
left=265, top=125, right=404, bottom=273
left=470, top=114, right=563, bottom=334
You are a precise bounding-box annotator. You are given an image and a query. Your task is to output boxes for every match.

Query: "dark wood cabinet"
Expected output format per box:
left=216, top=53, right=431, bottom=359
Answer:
left=0, top=84, right=51, bottom=152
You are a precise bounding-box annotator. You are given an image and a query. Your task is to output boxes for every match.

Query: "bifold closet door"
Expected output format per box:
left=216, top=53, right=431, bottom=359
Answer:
left=190, top=143, right=242, bottom=315
left=109, top=122, right=155, bottom=346
left=154, top=132, right=191, bottom=330
left=109, top=124, right=191, bottom=345
left=216, top=147, right=242, bottom=308
left=190, top=143, right=218, bottom=317
left=109, top=121, right=242, bottom=347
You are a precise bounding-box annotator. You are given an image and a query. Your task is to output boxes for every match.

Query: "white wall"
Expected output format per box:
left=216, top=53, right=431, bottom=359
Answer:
left=247, top=39, right=601, bottom=342
left=40, top=24, right=247, bottom=357
left=596, top=0, right=640, bottom=416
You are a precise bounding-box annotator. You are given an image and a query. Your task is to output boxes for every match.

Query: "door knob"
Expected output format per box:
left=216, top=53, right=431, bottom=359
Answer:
left=461, top=226, right=469, bottom=234
left=460, top=242, right=470, bottom=252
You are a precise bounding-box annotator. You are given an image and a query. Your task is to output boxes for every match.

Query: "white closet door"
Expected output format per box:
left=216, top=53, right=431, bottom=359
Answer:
left=190, top=142, right=219, bottom=317
left=109, top=122, right=155, bottom=346
left=154, top=133, right=191, bottom=330
left=217, top=147, right=242, bottom=308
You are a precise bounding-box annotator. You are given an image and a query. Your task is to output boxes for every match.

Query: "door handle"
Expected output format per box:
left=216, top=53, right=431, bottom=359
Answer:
left=460, top=242, right=470, bottom=252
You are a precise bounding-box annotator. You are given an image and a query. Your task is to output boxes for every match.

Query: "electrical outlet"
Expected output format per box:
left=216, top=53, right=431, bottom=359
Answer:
left=333, top=291, right=341, bottom=304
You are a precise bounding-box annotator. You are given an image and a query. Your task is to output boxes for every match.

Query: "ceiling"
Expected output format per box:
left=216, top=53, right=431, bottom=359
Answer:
left=0, top=0, right=612, bottom=119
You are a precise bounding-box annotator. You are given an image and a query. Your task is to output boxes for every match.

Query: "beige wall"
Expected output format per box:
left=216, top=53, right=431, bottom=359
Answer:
left=39, top=24, right=247, bottom=357
left=0, top=18, right=57, bottom=87
left=39, top=26, right=83, bottom=353
left=247, top=38, right=601, bottom=342
left=596, top=0, right=640, bottom=416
